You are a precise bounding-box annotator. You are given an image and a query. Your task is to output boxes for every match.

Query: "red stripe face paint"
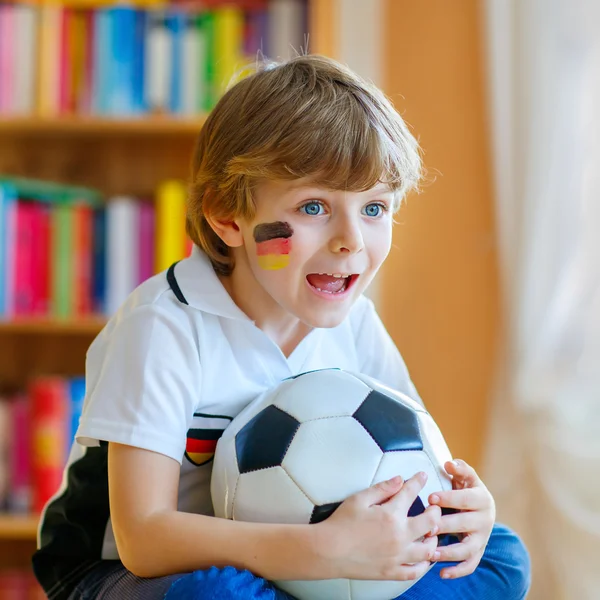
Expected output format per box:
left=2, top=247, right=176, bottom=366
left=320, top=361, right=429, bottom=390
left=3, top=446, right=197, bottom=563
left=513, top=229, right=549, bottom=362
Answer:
left=253, top=221, right=293, bottom=270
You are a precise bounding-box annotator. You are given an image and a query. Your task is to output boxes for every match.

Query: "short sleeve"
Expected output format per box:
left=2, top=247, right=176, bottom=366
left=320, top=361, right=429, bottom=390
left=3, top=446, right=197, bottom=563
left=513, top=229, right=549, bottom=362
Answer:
left=76, top=304, right=201, bottom=463
left=354, top=298, right=424, bottom=406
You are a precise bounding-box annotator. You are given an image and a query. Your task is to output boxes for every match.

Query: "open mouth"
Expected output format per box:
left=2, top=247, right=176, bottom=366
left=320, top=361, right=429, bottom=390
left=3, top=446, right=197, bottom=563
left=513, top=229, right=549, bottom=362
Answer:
left=305, top=273, right=358, bottom=295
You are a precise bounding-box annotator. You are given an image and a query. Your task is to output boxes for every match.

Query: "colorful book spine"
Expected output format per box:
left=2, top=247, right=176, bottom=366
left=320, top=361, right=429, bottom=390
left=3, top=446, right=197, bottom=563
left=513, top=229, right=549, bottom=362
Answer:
left=92, top=207, right=107, bottom=314
left=72, top=203, right=94, bottom=315
left=213, top=5, right=244, bottom=95
left=68, top=377, right=86, bottom=455
left=31, top=202, right=52, bottom=316
left=50, top=203, right=74, bottom=318
left=155, top=180, right=188, bottom=273
left=0, top=4, right=15, bottom=113
left=105, top=196, right=138, bottom=315
left=8, top=394, right=31, bottom=513
left=30, top=377, right=69, bottom=513
left=13, top=201, right=36, bottom=316
left=138, top=200, right=155, bottom=285
left=0, top=182, right=17, bottom=318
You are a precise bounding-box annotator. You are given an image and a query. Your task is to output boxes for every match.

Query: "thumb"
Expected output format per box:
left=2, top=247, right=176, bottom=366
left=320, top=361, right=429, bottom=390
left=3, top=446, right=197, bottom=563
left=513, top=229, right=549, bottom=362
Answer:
left=353, top=476, right=404, bottom=507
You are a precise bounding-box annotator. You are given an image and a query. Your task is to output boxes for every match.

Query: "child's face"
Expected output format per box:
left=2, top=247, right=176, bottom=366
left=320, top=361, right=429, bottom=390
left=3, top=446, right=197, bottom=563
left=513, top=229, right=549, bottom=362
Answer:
left=232, top=178, right=395, bottom=329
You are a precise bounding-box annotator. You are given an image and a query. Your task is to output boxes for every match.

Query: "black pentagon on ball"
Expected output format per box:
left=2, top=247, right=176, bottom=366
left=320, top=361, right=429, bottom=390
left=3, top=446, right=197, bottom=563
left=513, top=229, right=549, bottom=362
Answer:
left=235, top=405, right=300, bottom=473
left=310, top=502, right=341, bottom=524
left=353, top=390, right=423, bottom=452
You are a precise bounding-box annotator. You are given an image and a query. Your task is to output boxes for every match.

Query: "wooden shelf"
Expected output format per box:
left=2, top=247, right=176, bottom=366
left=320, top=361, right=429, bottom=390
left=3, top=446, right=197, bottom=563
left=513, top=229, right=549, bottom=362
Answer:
left=0, top=115, right=207, bottom=136
left=0, top=514, right=38, bottom=541
left=0, top=316, right=106, bottom=335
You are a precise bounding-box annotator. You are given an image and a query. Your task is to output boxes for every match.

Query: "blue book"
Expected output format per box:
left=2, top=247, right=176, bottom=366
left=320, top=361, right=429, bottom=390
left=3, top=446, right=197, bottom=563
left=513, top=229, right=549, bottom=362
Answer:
left=110, top=6, right=136, bottom=115
left=68, top=377, right=86, bottom=454
left=93, top=9, right=111, bottom=114
left=132, top=9, right=147, bottom=114
left=0, top=182, right=17, bottom=318
left=168, top=10, right=186, bottom=114
left=92, top=208, right=106, bottom=315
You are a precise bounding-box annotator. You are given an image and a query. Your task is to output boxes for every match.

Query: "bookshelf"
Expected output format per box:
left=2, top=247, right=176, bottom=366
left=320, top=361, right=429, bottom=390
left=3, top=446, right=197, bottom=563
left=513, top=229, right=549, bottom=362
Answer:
left=0, top=0, right=333, bottom=590
left=0, top=116, right=208, bottom=136
left=0, top=514, right=39, bottom=541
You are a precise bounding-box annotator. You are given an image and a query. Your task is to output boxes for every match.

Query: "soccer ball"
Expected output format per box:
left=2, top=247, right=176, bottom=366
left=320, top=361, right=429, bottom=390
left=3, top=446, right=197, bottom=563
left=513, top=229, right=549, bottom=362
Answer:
left=211, top=369, right=454, bottom=600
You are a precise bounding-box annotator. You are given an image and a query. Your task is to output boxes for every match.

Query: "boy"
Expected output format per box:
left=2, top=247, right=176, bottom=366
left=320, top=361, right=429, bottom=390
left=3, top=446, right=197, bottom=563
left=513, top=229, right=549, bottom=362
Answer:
left=32, top=55, right=530, bottom=599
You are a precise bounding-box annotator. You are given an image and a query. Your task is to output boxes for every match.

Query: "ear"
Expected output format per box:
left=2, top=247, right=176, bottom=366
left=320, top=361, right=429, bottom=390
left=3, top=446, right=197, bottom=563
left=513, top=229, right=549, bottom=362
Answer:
left=205, top=214, right=245, bottom=248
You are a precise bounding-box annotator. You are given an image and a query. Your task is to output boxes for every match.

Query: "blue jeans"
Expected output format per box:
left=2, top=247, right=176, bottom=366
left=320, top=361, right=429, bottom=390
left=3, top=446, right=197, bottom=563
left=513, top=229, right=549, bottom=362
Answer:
left=165, top=523, right=531, bottom=600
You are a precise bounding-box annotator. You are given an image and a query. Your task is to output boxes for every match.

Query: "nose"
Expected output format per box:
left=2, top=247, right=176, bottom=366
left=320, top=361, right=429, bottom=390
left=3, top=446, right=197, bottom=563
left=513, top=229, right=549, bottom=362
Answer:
left=328, top=215, right=364, bottom=255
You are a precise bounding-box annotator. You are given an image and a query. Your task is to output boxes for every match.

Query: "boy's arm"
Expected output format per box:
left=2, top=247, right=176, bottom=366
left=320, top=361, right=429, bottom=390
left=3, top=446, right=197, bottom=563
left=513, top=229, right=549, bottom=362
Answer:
left=108, top=442, right=328, bottom=580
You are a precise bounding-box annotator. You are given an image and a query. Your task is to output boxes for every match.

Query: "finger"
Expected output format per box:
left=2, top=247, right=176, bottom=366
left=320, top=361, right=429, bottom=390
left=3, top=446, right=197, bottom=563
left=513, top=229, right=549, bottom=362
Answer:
left=433, top=536, right=480, bottom=563
left=444, top=459, right=481, bottom=487
left=393, top=561, right=432, bottom=582
left=385, top=471, right=428, bottom=513
left=408, top=504, right=442, bottom=540
left=404, top=535, right=439, bottom=563
left=355, top=476, right=404, bottom=508
left=429, top=487, right=488, bottom=511
left=440, top=552, right=482, bottom=579
left=435, top=511, right=483, bottom=535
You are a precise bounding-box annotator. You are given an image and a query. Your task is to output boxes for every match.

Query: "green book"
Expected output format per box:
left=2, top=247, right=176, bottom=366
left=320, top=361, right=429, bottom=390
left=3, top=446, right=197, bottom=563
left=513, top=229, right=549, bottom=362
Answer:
left=199, top=11, right=216, bottom=112
left=51, top=204, right=73, bottom=318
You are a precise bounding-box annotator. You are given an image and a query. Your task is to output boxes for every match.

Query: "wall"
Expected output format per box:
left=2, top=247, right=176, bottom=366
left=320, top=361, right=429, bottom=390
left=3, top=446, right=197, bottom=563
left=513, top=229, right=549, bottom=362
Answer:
left=380, top=0, right=500, bottom=468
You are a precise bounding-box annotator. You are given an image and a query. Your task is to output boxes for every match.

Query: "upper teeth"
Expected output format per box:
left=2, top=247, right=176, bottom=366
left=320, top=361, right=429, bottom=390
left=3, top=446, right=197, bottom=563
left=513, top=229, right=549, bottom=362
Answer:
left=320, top=273, right=348, bottom=278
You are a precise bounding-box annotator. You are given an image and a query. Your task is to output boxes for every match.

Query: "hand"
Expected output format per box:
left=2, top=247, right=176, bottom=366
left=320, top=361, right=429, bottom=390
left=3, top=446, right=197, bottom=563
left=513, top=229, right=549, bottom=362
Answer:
left=428, top=459, right=496, bottom=579
left=317, top=472, right=442, bottom=581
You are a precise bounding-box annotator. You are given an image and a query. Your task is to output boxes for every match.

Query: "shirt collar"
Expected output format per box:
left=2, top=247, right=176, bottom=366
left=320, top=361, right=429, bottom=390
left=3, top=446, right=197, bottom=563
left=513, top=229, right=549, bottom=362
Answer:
left=173, top=246, right=252, bottom=321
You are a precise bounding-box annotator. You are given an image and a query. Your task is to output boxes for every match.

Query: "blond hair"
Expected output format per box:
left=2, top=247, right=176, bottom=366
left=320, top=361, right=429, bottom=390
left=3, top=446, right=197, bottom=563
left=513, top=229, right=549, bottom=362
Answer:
left=187, top=54, right=421, bottom=275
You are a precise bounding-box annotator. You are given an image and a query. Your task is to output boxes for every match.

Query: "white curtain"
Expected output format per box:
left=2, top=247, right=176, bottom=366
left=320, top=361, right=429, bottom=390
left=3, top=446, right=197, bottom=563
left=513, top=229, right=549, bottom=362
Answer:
left=482, top=1, right=600, bottom=598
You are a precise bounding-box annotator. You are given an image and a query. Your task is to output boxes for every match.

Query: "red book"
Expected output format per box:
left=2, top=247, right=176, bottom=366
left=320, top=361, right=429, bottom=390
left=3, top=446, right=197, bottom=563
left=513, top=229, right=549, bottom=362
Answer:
left=13, top=200, right=36, bottom=316
left=31, top=202, right=51, bottom=316
left=73, top=203, right=93, bottom=315
left=8, top=394, right=31, bottom=513
left=30, top=377, right=69, bottom=514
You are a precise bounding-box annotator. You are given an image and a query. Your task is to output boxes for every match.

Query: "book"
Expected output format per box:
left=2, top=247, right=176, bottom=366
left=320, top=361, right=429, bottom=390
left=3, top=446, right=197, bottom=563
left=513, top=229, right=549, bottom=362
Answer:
left=0, top=182, right=17, bottom=318
left=145, top=9, right=171, bottom=113
left=155, top=180, right=187, bottom=273
left=72, top=203, right=94, bottom=316
left=268, top=0, right=305, bottom=60
left=0, top=398, right=9, bottom=510
left=50, top=203, right=74, bottom=318
left=138, top=200, right=155, bottom=285
left=7, top=394, right=31, bottom=514
left=0, top=4, right=15, bottom=114
left=12, top=3, right=38, bottom=115
left=213, top=5, right=244, bottom=95
left=105, top=196, right=138, bottom=315
left=13, top=200, right=36, bottom=316
left=30, top=377, right=69, bottom=514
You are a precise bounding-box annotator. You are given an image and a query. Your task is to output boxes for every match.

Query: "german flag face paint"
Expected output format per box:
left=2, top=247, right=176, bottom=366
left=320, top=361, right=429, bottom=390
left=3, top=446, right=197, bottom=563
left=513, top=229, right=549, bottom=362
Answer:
left=254, top=221, right=293, bottom=270
left=184, top=414, right=232, bottom=466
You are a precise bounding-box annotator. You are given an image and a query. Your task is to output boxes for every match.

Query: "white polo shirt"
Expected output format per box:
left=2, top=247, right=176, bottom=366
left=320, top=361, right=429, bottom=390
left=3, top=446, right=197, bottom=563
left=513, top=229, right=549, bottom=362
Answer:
left=33, top=247, right=421, bottom=599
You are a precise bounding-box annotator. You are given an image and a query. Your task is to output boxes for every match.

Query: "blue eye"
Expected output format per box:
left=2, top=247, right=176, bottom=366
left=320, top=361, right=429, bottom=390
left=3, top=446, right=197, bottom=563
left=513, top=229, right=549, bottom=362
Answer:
left=362, top=203, right=386, bottom=218
left=301, top=201, right=324, bottom=216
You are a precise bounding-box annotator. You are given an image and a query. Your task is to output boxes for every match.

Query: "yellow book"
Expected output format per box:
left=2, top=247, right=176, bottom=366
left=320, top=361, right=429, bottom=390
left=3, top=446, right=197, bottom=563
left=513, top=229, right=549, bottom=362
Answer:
left=36, top=4, right=61, bottom=116
left=213, top=6, right=243, bottom=97
left=155, top=180, right=188, bottom=274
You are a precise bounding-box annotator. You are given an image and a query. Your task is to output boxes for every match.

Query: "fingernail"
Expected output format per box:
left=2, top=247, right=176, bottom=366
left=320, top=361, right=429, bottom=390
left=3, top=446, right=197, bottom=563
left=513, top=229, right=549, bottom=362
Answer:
left=452, top=459, right=461, bottom=467
left=433, top=551, right=441, bottom=560
left=388, top=475, right=402, bottom=485
left=418, top=471, right=428, bottom=481
left=430, top=494, right=440, bottom=504
left=442, top=571, right=452, bottom=579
